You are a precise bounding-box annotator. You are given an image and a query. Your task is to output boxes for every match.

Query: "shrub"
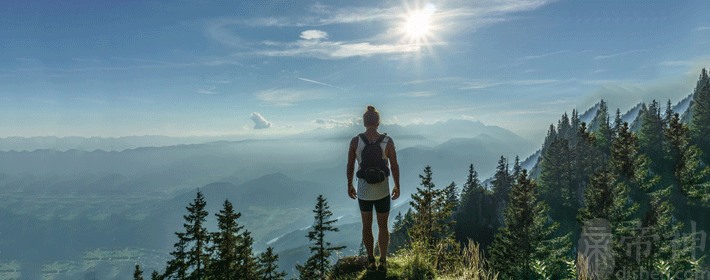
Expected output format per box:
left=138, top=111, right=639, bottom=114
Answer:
left=332, top=256, right=368, bottom=276
left=399, top=241, right=437, bottom=280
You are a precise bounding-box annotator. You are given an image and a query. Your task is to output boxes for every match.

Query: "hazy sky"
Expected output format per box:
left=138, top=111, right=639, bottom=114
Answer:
left=1, top=0, right=709, bottom=140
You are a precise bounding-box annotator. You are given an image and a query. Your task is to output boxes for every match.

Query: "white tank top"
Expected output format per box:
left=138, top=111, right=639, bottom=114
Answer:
left=355, top=134, right=391, bottom=201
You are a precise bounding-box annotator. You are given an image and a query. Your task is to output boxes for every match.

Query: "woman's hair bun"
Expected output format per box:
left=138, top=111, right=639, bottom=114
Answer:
left=367, top=105, right=376, bottom=112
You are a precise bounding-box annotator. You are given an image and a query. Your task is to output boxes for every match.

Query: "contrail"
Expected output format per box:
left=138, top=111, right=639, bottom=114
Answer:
left=298, top=77, right=344, bottom=90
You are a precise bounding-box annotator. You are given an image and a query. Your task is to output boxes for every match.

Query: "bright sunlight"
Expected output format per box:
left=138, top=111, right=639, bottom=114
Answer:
left=401, top=3, right=437, bottom=43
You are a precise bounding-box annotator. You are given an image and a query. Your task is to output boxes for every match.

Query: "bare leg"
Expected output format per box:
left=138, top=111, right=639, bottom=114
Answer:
left=376, top=211, right=390, bottom=260
left=361, top=211, right=374, bottom=258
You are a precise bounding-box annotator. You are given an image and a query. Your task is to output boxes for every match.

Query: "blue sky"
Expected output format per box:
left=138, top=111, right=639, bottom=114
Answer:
left=1, top=0, right=709, bottom=140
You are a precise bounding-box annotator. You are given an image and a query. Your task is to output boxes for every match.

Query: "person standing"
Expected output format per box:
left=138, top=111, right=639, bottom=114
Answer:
left=346, top=105, right=401, bottom=272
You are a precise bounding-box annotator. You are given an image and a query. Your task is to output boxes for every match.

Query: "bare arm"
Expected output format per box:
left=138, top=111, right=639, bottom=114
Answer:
left=386, top=138, right=401, bottom=199
left=346, top=137, right=358, bottom=199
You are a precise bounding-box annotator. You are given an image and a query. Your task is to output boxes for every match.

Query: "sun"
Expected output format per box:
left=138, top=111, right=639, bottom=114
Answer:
left=401, top=4, right=437, bottom=42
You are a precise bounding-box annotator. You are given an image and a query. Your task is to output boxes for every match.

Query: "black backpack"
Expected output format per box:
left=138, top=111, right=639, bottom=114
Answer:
left=356, top=133, right=390, bottom=184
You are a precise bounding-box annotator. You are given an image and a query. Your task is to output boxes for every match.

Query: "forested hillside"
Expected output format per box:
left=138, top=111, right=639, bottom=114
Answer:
left=139, top=69, right=710, bottom=279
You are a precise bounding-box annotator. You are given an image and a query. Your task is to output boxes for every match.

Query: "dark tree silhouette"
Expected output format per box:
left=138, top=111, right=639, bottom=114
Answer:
left=296, top=195, right=345, bottom=280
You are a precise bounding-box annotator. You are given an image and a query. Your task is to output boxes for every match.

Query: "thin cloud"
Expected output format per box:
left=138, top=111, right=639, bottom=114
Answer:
left=250, top=112, right=272, bottom=129
left=460, top=79, right=561, bottom=90
left=397, top=91, right=437, bottom=97
left=197, top=86, right=218, bottom=95
left=696, top=26, right=710, bottom=31
left=313, top=118, right=360, bottom=128
left=521, top=50, right=568, bottom=60
left=256, top=40, right=421, bottom=59
left=594, top=49, right=649, bottom=60
left=256, top=89, right=326, bottom=106
left=297, top=77, right=343, bottom=89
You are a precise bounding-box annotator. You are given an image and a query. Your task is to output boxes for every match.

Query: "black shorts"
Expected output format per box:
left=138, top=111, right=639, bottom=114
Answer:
left=358, top=196, right=391, bottom=213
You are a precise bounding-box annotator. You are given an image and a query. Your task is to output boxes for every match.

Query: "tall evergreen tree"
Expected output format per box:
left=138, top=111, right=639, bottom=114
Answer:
left=164, top=190, right=210, bottom=280
left=296, top=195, right=345, bottom=280
left=410, top=165, right=442, bottom=247
left=677, top=145, right=710, bottom=205
left=490, top=170, right=569, bottom=279
left=511, top=156, right=522, bottom=184
left=592, top=100, right=613, bottom=158
left=209, top=200, right=253, bottom=280
left=184, top=190, right=211, bottom=280
left=610, top=122, right=637, bottom=180
left=638, top=100, right=665, bottom=170
left=689, top=68, right=710, bottom=163
left=578, top=168, right=639, bottom=274
left=257, top=247, right=287, bottom=280
left=134, top=264, right=144, bottom=280
left=491, top=156, right=511, bottom=226
left=455, top=164, right=496, bottom=250
left=613, top=108, right=623, bottom=135
left=637, top=186, right=693, bottom=275
left=440, top=181, right=458, bottom=239
left=539, top=136, right=573, bottom=207
left=389, top=209, right=414, bottom=253
left=151, top=271, right=160, bottom=280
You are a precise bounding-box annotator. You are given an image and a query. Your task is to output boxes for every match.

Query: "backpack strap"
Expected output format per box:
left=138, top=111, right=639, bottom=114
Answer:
left=358, top=133, right=370, bottom=144
left=374, top=134, right=387, bottom=145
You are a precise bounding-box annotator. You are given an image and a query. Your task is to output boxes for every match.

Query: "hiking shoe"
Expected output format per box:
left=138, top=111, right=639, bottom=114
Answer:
left=367, top=256, right=377, bottom=271
left=378, top=258, right=387, bottom=273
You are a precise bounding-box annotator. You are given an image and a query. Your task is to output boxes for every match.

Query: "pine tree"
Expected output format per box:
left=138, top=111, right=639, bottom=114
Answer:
left=610, top=122, right=637, bottom=180
left=209, top=200, right=251, bottom=280
left=389, top=209, right=414, bottom=253
left=613, top=108, right=623, bottom=135
left=257, top=247, right=287, bottom=280
left=677, top=145, right=710, bottom=205
left=134, top=264, right=144, bottom=280
left=440, top=181, right=458, bottom=238
left=558, top=112, right=573, bottom=140
left=151, top=271, right=160, bottom=280
left=664, top=99, right=674, bottom=127
left=490, top=170, right=570, bottom=279
left=638, top=100, right=665, bottom=171
left=410, top=165, right=442, bottom=247
left=186, top=191, right=210, bottom=280
left=237, top=230, right=260, bottom=279
left=637, top=186, right=692, bottom=275
left=539, top=136, right=573, bottom=207
left=491, top=156, right=512, bottom=229
left=689, top=68, right=710, bottom=163
left=578, top=168, right=639, bottom=274
left=592, top=100, right=613, bottom=158
left=455, top=164, right=496, bottom=250
left=511, top=156, right=522, bottom=184
left=296, top=195, right=345, bottom=280
left=163, top=190, right=210, bottom=280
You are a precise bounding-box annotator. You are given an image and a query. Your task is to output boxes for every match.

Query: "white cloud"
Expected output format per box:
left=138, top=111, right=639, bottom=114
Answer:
left=256, top=89, right=326, bottom=106
left=250, top=112, right=272, bottom=129
left=313, top=118, right=360, bottom=128
left=594, top=49, right=649, bottom=60
left=521, top=50, right=568, bottom=60
left=696, top=26, right=710, bottom=31
left=256, top=40, right=421, bottom=59
left=300, top=30, right=328, bottom=40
